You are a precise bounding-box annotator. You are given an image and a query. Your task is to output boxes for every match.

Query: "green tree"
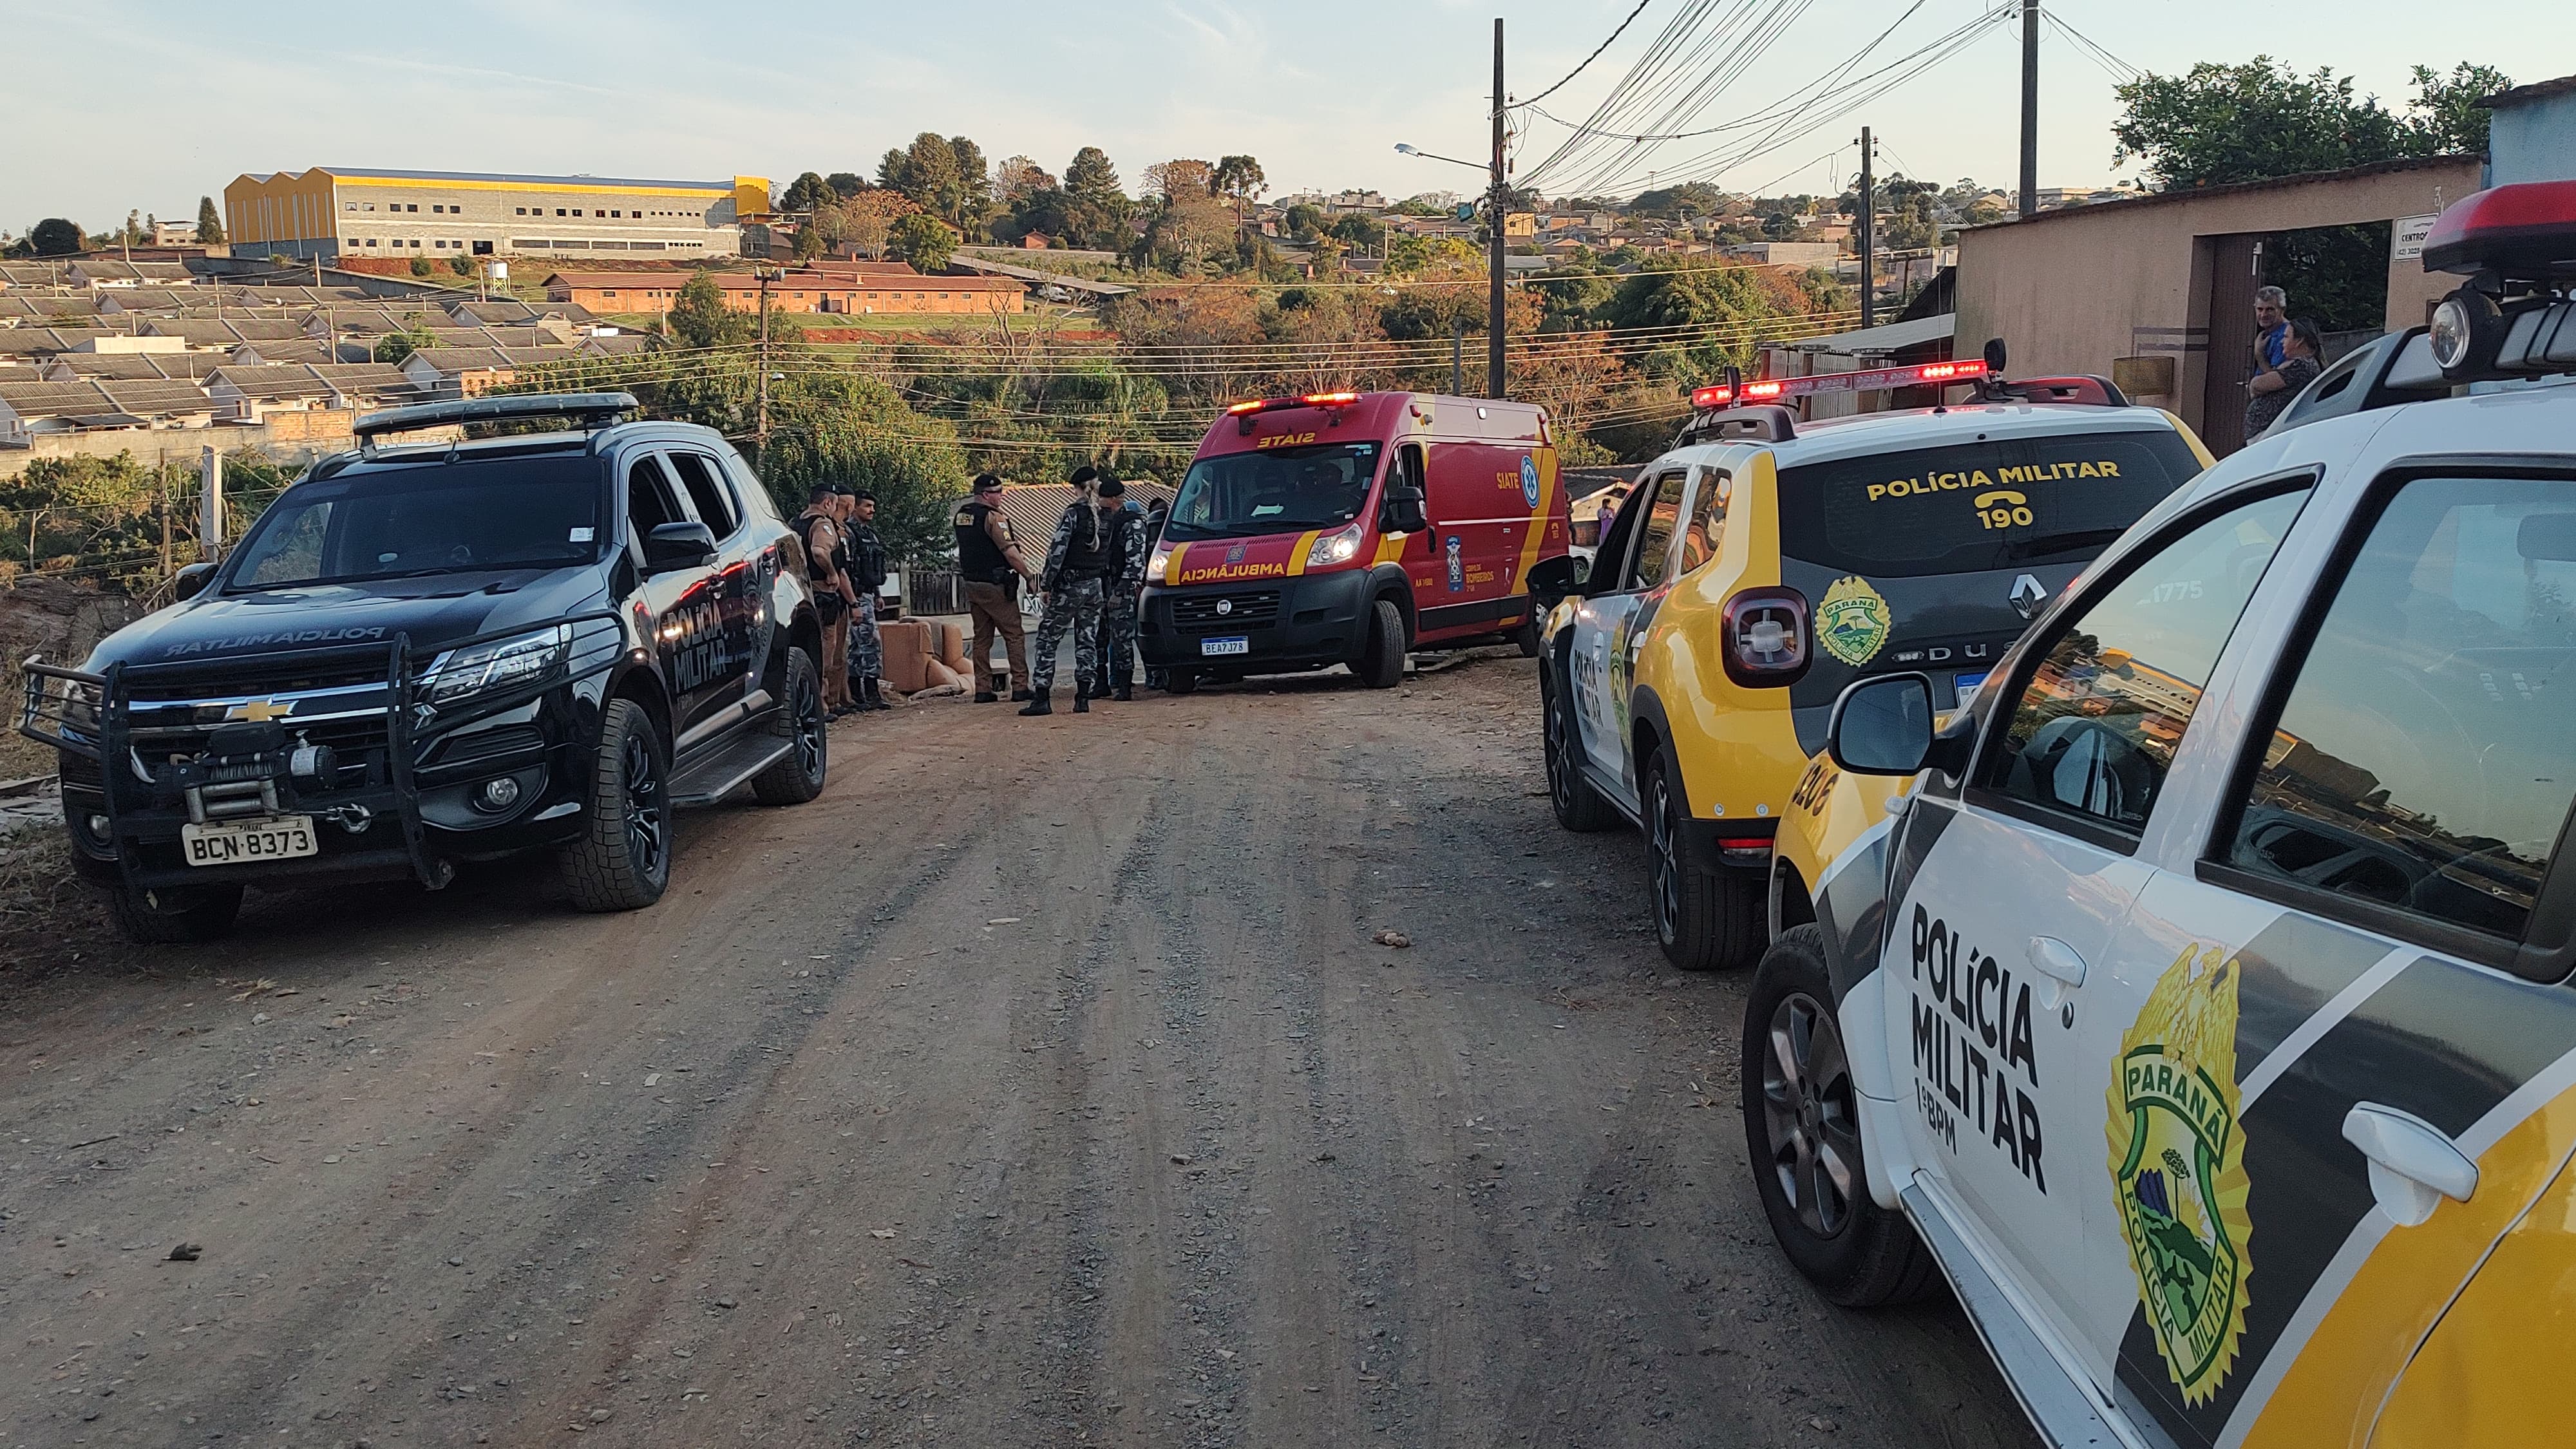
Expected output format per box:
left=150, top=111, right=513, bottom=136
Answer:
left=2407, top=62, right=2512, bottom=153
left=194, top=195, right=224, bottom=245
left=1628, top=182, right=1728, bottom=221
left=792, top=221, right=828, bottom=261
left=408, top=256, right=435, bottom=278
left=1064, top=146, right=1122, bottom=200
left=1282, top=203, right=1327, bottom=240
left=450, top=253, right=477, bottom=278
left=373, top=316, right=439, bottom=364
left=1211, top=154, right=1267, bottom=227
left=28, top=218, right=82, bottom=256
left=825, top=172, right=868, bottom=200
left=888, top=213, right=961, bottom=274
left=1061, top=146, right=1131, bottom=251
left=781, top=171, right=833, bottom=213
left=666, top=270, right=757, bottom=348
left=2113, top=56, right=2509, bottom=189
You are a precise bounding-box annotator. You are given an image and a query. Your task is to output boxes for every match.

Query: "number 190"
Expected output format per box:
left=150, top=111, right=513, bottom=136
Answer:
left=1978, top=504, right=2034, bottom=529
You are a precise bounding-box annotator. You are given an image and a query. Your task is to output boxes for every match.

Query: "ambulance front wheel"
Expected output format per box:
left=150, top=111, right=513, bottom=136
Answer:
left=1741, top=925, right=1937, bottom=1307
left=1164, top=669, right=1200, bottom=696
left=1356, top=598, right=1408, bottom=689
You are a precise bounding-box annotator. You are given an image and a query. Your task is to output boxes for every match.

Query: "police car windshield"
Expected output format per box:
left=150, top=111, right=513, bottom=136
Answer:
left=1164, top=442, right=1381, bottom=541
left=227, top=455, right=604, bottom=591
left=1775, top=429, right=2203, bottom=578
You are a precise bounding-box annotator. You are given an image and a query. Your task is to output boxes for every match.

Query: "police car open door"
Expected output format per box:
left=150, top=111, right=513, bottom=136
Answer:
left=1567, top=468, right=1690, bottom=809
left=1885, top=486, right=2305, bottom=1399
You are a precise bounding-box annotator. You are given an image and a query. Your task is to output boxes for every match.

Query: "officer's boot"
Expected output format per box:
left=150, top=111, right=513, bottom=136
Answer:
left=1018, top=688, right=1051, bottom=716
left=1112, top=677, right=1135, bottom=703
left=1072, top=681, right=1092, bottom=714
left=862, top=676, right=891, bottom=712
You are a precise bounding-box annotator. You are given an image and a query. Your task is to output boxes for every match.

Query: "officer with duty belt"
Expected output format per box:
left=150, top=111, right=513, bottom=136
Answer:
left=843, top=489, right=892, bottom=712
left=1021, top=466, right=1143, bottom=715
left=954, top=474, right=1037, bottom=703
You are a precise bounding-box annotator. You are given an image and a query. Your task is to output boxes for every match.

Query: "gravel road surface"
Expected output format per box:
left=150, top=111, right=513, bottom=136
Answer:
left=0, top=654, right=2036, bottom=1448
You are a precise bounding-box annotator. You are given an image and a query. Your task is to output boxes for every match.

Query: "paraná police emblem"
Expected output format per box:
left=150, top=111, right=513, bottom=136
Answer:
left=1815, top=575, right=1893, bottom=666
left=2107, top=942, right=2253, bottom=1406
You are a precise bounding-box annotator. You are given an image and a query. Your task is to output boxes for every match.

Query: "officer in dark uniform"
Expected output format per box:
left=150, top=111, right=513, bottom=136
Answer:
left=954, top=473, right=1035, bottom=702
left=1022, top=465, right=1113, bottom=715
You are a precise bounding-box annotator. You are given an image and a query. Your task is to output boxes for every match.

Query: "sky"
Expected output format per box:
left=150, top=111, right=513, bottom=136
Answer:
left=4, top=0, right=2568, bottom=235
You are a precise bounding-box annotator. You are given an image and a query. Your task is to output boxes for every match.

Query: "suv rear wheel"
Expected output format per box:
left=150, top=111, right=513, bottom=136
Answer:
left=562, top=697, right=671, bottom=912
left=1643, top=745, right=1761, bottom=971
left=1742, top=925, right=1935, bottom=1306
left=751, top=647, right=828, bottom=805
left=106, top=882, right=242, bottom=944
left=1542, top=666, right=1615, bottom=832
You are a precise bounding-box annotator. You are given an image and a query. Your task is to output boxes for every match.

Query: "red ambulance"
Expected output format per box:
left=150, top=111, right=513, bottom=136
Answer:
left=1139, top=391, right=1569, bottom=692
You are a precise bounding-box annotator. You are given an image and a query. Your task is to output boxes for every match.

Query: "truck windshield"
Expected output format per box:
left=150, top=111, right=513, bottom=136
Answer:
left=227, top=455, right=605, bottom=590
left=1164, top=441, right=1381, bottom=542
left=1774, top=428, right=2203, bottom=578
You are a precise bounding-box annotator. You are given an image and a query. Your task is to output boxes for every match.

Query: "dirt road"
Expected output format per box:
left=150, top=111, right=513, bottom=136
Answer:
left=0, top=654, right=2034, bottom=1448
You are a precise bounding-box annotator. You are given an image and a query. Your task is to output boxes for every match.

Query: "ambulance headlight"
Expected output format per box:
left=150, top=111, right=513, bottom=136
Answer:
left=1304, top=522, right=1365, bottom=569
left=1147, top=547, right=1172, bottom=584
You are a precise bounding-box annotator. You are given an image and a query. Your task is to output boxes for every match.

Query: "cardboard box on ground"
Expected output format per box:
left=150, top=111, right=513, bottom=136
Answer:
left=876, top=620, right=970, bottom=696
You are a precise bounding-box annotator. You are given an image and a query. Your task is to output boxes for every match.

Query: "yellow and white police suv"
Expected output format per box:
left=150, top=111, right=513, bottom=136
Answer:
left=1745, top=180, right=2576, bottom=1449
left=1534, top=347, right=2211, bottom=971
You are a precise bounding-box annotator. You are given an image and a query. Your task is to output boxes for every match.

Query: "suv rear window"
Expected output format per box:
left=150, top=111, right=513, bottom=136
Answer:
left=1776, top=428, right=2203, bottom=578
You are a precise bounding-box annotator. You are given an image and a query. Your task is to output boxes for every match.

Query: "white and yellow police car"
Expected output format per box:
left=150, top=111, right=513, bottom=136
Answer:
left=1743, top=180, right=2576, bottom=1448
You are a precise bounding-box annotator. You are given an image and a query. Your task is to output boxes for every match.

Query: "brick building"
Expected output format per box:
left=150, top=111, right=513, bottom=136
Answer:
left=543, top=266, right=1025, bottom=317
left=222, top=167, right=771, bottom=265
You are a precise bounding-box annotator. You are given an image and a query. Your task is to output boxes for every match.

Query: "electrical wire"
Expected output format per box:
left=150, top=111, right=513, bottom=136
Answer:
left=1512, top=1, right=1658, bottom=111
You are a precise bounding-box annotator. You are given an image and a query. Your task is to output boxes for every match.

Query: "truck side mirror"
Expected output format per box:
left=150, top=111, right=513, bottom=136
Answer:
left=643, top=521, right=718, bottom=574
left=171, top=562, right=218, bottom=601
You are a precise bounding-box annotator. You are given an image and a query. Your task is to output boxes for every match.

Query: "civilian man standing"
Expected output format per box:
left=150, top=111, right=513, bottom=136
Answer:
left=954, top=474, right=1036, bottom=703
left=844, top=489, right=892, bottom=712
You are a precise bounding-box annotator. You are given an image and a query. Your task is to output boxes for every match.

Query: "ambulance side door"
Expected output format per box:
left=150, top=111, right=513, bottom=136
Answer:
left=1569, top=467, right=1687, bottom=800
left=1884, top=484, right=2308, bottom=1396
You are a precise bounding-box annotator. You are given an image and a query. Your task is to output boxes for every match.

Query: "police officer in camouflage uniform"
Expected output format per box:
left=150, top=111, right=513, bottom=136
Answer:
left=1021, top=466, right=1115, bottom=716
left=843, top=489, right=892, bottom=711
left=1091, top=479, right=1150, bottom=701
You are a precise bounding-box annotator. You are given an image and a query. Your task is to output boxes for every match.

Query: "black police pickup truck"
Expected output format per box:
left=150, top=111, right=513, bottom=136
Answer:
left=19, top=392, right=831, bottom=943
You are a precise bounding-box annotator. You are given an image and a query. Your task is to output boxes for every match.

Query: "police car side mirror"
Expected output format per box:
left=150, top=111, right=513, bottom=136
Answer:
left=643, top=521, right=718, bottom=574
left=1828, top=673, right=1941, bottom=776
left=1527, top=554, right=1580, bottom=598
left=171, top=562, right=218, bottom=602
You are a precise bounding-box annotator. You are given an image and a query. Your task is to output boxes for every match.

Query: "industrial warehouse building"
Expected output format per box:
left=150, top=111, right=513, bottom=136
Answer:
left=222, top=167, right=770, bottom=265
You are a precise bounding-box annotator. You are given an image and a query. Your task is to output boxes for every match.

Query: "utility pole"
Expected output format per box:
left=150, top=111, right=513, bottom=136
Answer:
left=1857, top=126, right=1877, bottom=330
left=198, top=446, right=224, bottom=560
left=753, top=267, right=777, bottom=471
left=2019, top=0, right=2040, bottom=219
left=1451, top=317, right=1466, bottom=396
left=1487, top=16, right=1508, bottom=399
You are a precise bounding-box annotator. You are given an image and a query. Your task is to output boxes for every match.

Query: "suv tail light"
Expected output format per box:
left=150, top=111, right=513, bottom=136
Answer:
left=1720, top=587, right=1810, bottom=688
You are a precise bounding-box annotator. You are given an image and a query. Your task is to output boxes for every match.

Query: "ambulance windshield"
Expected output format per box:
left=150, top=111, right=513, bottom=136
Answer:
left=1165, top=442, right=1382, bottom=541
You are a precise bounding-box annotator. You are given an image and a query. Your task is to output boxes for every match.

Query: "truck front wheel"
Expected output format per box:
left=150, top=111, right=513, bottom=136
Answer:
left=106, top=882, right=242, bottom=944
left=562, top=698, right=672, bottom=912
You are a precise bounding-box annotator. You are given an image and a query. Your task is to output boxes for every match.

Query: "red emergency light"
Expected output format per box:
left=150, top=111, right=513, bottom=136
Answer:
left=2421, top=179, right=2576, bottom=278
left=1690, top=357, right=1989, bottom=411
left=1228, top=390, right=1369, bottom=434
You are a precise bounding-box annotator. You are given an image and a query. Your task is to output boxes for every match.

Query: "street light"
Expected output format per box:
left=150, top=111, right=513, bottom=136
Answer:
left=1396, top=139, right=1508, bottom=399
left=1394, top=143, right=1484, bottom=171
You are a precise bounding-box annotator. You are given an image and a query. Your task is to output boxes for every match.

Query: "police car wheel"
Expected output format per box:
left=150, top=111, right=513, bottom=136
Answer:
left=105, top=882, right=243, bottom=944
left=750, top=647, right=828, bottom=806
left=1542, top=666, right=1615, bottom=833
left=562, top=698, right=672, bottom=913
left=1643, top=750, right=1760, bottom=971
left=1741, top=925, right=1937, bottom=1307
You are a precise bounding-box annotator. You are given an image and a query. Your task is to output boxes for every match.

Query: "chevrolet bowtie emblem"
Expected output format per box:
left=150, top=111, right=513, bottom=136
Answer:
left=224, top=697, right=292, bottom=723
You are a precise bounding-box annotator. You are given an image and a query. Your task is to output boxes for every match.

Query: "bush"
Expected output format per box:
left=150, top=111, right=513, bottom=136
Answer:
left=409, top=256, right=434, bottom=278
left=450, top=254, right=477, bottom=277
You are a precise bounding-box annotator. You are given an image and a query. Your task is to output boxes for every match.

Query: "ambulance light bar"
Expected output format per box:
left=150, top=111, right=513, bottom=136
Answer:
left=1690, top=358, right=1987, bottom=410
left=1225, top=391, right=1365, bottom=417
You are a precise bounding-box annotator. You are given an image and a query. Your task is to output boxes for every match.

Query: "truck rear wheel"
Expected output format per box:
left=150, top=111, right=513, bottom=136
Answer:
left=1355, top=598, right=1407, bottom=689
left=562, top=697, right=671, bottom=913
left=750, top=647, right=828, bottom=805
left=106, top=882, right=242, bottom=944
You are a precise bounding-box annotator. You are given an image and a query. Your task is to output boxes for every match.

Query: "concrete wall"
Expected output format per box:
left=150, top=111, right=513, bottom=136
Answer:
left=1955, top=158, right=2481, bottom=448
left=2490, top=90, right=2576, bottom=184
left=0, top=418, right=348, bottom=478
